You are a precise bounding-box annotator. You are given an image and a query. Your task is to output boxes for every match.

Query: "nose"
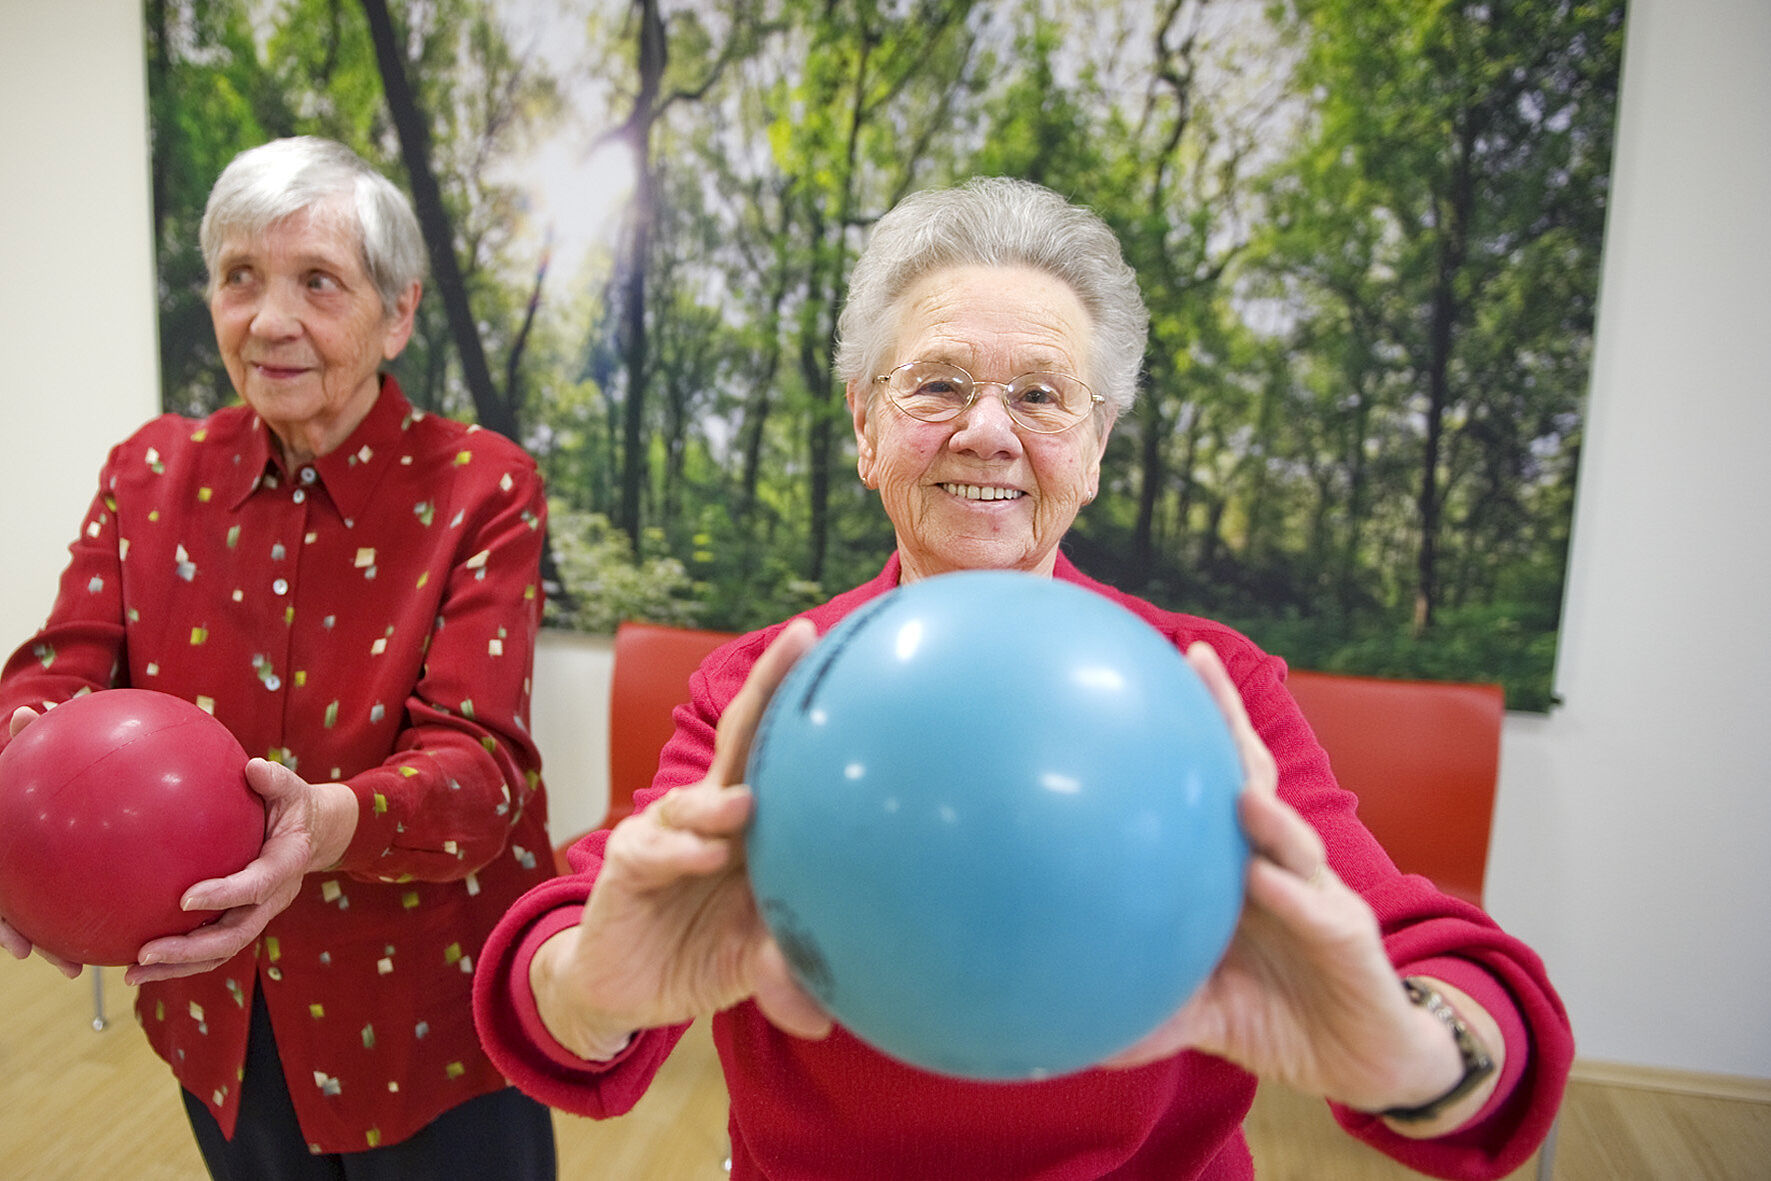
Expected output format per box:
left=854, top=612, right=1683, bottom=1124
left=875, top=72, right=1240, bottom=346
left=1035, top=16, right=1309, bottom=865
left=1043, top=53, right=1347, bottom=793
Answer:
left=948, top=382, right=1023, bottom=455
left=248, top=281, right=303, bottom=339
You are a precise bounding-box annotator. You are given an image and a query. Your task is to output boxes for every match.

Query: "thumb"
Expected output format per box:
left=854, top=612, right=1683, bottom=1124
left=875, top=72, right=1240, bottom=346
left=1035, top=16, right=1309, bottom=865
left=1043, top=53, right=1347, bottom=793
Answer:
left=244, top=756, right=304, bottom=802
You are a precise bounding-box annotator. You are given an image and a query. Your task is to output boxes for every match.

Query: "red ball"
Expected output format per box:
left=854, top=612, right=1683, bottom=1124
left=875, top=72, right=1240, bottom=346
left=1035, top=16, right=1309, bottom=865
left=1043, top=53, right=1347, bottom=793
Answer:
left=0, top=689, right=264, bottom=965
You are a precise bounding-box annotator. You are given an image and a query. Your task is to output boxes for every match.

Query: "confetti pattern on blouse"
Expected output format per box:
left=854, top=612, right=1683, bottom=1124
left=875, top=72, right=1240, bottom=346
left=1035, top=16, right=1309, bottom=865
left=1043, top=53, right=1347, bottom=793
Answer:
left=0, top=378, right=554, bottom=1152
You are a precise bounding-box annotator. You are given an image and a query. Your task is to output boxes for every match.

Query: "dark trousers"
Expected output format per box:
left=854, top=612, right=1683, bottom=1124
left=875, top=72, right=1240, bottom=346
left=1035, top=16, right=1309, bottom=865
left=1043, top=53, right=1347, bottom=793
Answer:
left=181, top=989, right=556, bottom=1180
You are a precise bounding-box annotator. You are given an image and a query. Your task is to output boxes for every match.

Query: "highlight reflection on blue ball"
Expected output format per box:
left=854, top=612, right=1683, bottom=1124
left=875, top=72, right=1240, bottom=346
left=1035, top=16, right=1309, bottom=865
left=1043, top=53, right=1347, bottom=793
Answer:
left=744, top=570, right=1249, bottom=1081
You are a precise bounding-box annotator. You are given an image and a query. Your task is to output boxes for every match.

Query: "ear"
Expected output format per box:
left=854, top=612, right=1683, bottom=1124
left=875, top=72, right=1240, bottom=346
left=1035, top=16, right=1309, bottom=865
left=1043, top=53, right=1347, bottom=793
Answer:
left=847, top=380, right=879, bottom=489
left=1096, top=408, right=1117, bottom=455
left=381, top=280, right=422, bottom=361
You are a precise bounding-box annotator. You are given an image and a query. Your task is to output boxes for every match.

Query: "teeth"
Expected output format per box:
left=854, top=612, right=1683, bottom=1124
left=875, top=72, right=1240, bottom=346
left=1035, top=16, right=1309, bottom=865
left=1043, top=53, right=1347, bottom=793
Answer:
left=942, top=483, right=1023, bottom=501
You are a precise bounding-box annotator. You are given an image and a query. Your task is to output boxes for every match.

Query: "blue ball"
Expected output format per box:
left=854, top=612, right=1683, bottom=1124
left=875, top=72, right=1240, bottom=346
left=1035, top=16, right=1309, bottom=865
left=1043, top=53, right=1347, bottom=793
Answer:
left=744, top=570, right=1248, bottom=1080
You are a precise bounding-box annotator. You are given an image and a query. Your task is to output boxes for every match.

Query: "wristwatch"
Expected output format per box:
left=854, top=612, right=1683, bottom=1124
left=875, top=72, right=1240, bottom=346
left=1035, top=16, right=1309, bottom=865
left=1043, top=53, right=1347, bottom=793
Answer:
left=1378, top=976, right=1496, bottom=1123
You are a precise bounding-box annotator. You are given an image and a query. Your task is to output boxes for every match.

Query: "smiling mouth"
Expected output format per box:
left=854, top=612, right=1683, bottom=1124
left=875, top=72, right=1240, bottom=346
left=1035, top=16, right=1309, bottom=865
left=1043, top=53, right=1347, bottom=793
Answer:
left=940, top=483, right=1025, bottom=501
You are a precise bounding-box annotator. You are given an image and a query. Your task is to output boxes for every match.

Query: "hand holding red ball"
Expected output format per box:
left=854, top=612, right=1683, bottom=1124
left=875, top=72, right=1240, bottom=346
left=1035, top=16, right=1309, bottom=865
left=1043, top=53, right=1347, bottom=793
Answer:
left=0, top=690, right=265, bottom=968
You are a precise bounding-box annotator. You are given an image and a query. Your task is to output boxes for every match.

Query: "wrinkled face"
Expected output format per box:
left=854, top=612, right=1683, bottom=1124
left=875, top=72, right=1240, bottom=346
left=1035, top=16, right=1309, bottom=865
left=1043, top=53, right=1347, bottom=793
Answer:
left=849, top=264, right=1113, bottom=582
left=208, top=199, right=417, bottom=464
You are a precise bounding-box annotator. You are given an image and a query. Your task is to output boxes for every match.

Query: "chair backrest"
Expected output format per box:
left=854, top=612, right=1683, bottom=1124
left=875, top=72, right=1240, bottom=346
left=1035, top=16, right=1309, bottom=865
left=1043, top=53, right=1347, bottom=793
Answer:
left=604, top=621, right=738, bottom=831
left=1285, top=669, right=1505, bottom=908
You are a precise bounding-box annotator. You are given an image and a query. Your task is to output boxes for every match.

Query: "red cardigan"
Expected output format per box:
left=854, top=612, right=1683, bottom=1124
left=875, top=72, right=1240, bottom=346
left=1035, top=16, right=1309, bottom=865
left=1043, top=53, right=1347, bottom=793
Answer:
left=473, top=553, right=1571, bottom=1180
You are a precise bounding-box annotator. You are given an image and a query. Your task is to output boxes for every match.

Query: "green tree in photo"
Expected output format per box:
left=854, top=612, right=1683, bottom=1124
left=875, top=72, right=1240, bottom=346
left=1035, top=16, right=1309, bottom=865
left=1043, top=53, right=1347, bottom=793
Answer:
left=146, top=0, right=1626, bottom=710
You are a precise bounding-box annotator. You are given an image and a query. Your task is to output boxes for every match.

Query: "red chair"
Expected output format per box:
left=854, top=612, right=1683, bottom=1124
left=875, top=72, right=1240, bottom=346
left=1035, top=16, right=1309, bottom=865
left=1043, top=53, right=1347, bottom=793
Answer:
left=553, top=621, right=737, bottom=874
left=1285, top=669, right=1504, bottom=908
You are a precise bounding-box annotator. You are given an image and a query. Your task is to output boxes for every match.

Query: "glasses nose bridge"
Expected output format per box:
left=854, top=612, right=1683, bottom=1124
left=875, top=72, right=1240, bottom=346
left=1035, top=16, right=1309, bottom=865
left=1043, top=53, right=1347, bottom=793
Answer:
left=952, top=373, right=1023, bottom=428
left=961, top=374, right=1019, bottom=416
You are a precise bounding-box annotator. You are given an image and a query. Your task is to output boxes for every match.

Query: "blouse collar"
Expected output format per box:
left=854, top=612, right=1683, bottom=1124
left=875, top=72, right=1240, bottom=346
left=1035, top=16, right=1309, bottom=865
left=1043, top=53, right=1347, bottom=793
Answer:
left=224, top=374, right=414, bottom=525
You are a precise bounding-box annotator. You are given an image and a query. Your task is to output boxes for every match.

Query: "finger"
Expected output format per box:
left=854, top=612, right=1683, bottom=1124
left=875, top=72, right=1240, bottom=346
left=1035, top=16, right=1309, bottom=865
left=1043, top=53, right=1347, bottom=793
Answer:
left=180, top=763, right=306, bottom=912
left=125, top=955, right=232, bottom=986
left=751, top=936, right=834, bottom=1041
left=181, top=846, right=303, bottom=914
left=1186, top=643, right=1277, bottom=797
left=652, top=782, right=753, bottom=835
left=0, top=916, right=30, bottom=960
left=607, top=788, right=753, bottom=890
left=137, top=901, right=270, bottom=970
left=33, top=946, right=85, bottom=979
left=1239, top=788, right=1326, bottom=882
left=1097, top=1001, right=1206, bottom=1070
left=2, top=914, right=83, bottom=978
left=707, top=619, right=818, bottom=786
left=1237, top=790, right=1355, bottom=935
left=38, top=945, right=84, bottom=978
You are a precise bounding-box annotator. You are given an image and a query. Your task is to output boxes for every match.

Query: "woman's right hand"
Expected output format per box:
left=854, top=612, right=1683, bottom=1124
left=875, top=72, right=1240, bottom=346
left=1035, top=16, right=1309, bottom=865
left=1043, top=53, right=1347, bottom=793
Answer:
left=530, top=620, right=834, bottom=1059
left=1, top=707, right=82, bottom=978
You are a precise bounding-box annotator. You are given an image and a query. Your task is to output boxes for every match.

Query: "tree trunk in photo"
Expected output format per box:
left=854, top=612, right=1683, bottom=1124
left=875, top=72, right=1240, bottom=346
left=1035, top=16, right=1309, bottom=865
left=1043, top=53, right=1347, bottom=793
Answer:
left=801, top=29, right=872, bottom=587
left=504, top=237, right=551, bottom=423
left=794, top=189, right=834, bottom=582
left=145, top=0, right=171, bottom=249
left=736, top=302, right=786, bottom=531
left=734, top=182, right=796, bottom=536
left=1132, top=397, right=1167, bottom=579
left=359, top=0, right=514, bottom=444
left=360, top=0, right=569, bottom=600
left=1412, top=131, right=1476, bottom=636
left=615, top=178, right=655, bottom=546
left=612, top=0, right=669, bottom=547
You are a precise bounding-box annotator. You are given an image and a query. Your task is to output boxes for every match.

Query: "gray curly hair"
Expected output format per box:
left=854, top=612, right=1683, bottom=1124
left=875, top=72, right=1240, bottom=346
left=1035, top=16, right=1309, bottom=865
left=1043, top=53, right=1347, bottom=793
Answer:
left=833, top=177, right=1148, bottom=415
left=199, top=136, right=426, bottom=315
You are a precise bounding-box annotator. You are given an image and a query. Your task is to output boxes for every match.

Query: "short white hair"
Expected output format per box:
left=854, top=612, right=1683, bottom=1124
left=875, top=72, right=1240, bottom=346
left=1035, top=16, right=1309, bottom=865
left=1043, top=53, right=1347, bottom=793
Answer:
left=834, top=177, right=1148, bottom=414
left=199, top=136, right=426, bottom=313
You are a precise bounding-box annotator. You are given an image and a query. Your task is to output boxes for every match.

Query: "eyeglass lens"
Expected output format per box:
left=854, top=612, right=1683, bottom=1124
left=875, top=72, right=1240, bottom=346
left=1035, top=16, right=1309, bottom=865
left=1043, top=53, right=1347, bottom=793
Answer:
left=887, top=362, right=1090, bottom=432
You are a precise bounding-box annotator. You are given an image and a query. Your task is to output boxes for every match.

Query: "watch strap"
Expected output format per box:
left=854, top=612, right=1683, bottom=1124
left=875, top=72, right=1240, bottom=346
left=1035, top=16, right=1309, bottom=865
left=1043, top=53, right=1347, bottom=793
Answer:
left=1378, top=976, right=1497, bottom=1123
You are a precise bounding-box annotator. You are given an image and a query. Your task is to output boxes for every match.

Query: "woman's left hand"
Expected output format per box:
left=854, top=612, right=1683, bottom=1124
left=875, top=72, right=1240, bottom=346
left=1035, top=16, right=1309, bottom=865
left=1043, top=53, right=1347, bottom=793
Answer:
left=127, top=759, right=357, bottom=985
left=1, top=707, right=84, bottom=978
left=1101, top=644, right=1493, bottom=1122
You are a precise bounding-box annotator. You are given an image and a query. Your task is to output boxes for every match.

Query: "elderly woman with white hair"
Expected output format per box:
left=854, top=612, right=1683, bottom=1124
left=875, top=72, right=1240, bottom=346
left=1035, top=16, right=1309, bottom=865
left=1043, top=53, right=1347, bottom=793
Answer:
left=0, top=136, right=558, bottom=1178
left=474, top=177, right=1572, bottom=1179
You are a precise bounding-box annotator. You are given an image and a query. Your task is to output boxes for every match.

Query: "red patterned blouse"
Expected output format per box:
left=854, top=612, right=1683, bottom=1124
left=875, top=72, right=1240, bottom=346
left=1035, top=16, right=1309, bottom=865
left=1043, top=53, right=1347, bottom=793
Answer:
left=0, top=377, right=554, bottom=1152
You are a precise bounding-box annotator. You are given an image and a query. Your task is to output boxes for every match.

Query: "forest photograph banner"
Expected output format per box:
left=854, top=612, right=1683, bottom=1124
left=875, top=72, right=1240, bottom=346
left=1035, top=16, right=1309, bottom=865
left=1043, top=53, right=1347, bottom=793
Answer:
left=145, top=0, right=1628, bottom=712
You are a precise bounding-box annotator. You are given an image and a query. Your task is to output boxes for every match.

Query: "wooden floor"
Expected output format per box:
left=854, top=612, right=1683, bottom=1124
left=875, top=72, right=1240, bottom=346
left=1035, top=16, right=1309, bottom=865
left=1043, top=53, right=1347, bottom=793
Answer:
left=4, top=959, right=1768, bottom=1179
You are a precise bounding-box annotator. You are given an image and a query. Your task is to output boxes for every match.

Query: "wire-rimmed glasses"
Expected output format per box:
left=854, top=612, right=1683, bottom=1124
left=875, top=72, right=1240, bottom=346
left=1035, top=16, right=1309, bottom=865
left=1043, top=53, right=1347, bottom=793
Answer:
left=872, top=360, right=1103, bottom=434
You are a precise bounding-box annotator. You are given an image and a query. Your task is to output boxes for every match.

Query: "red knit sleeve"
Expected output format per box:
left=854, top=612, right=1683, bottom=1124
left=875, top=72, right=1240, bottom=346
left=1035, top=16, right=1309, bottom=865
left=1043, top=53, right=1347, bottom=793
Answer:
left=469, top=828, right=688, bottom=1118
left=470, top=627, right=763, bottom=1115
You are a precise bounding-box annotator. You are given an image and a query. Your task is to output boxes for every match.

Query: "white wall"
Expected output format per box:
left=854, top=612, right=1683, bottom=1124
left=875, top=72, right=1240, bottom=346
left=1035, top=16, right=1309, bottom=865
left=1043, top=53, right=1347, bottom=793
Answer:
left=1479, top=0, right=1771, bottom=1080
left=529, top=630, right=614, bottom=841
left=3, top=0, right=1766, bottom=1081
left=0, top=3, right=161, bottom=648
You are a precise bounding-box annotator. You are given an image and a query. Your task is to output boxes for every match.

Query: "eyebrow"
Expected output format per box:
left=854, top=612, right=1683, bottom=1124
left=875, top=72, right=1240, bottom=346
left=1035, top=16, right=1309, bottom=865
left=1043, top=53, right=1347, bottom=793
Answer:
left=923, top=354, right=1080, bottom=376
left=214, top=242, right=359, bottom=274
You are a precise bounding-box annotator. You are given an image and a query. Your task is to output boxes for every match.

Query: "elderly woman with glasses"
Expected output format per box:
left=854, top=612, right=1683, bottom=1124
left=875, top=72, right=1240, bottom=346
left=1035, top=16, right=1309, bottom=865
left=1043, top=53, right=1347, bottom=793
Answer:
left=473, top=178, right=1572, bottom=1180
